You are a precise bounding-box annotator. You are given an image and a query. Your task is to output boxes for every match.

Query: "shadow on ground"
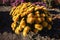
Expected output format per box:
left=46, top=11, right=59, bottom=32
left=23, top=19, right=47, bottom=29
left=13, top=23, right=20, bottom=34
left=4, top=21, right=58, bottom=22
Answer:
left=0, top=12, right=13, bottom=33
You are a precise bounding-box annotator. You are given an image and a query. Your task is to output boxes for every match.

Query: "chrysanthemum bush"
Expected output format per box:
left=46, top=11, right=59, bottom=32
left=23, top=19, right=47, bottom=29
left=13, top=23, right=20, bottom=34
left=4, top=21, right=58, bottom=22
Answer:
left=10, top=2, right=52, bottom=37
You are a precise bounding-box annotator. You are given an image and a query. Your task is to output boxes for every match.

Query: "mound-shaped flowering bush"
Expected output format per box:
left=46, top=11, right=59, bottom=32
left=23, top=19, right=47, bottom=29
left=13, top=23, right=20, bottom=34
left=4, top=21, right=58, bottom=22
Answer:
left=10, top=2, right=52, bottom=37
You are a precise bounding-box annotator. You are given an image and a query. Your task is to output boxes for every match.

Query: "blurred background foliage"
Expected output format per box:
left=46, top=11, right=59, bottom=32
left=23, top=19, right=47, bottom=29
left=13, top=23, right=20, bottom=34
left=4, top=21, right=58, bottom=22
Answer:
left=0, top=0, right=60, bottom=8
